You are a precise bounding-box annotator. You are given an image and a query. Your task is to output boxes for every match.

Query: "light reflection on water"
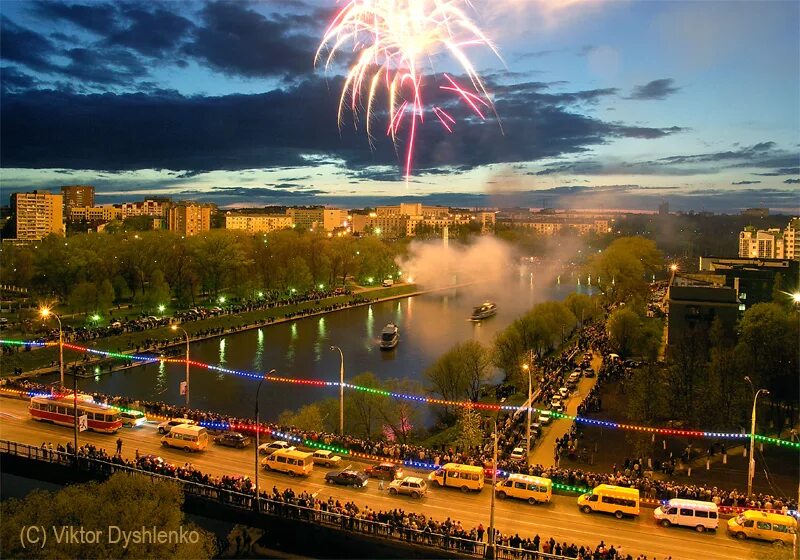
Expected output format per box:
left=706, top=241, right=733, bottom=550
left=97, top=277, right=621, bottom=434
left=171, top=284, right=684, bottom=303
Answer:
left=66, top=280, right=590, bottom=421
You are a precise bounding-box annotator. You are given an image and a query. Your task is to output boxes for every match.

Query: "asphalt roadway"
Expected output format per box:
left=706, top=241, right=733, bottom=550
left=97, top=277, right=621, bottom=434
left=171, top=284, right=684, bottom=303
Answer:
left=0, top=398, right=768, bottom=560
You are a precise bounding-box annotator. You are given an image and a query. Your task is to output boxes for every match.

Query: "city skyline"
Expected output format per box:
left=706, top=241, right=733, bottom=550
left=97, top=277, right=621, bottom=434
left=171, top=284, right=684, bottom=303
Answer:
left=1, top=0, right=798, bottom=212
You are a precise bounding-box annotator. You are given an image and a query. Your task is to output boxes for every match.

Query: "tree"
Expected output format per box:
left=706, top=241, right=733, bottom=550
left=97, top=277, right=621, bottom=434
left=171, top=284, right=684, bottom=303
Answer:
left=278, top=403, right=324, bottom=432
left=1, top=472, right=216, bottom=559
left=454, top=406, right=483, bottom=454
left=346, top=372, right=384, bottom=439
left=564, top=293, right=601, bottom=325
left=135, top=269, right=170, bottom=312
left=458, top=340, right=492, bottom=402
left=606, top=307, right=641, bottom=358
left=97, top=278, right=115, bottom=311
left=425, top=341, right=490, bottom=419
left=378, top=378, right=424, bottom=443
left=69, top=281, right=98, bottom=314
left=588, top=237, right=662, bottom=305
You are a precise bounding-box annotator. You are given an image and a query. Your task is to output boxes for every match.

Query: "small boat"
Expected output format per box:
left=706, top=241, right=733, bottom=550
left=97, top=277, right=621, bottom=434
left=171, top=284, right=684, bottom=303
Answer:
left=380, top=323, right=399, bottom=350
left=470, top=302, right=497, bottom=321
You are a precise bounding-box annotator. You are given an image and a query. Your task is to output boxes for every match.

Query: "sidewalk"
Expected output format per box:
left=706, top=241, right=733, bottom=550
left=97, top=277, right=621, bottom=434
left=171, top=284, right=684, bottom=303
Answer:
left=528, top=356, right=600, bottom=468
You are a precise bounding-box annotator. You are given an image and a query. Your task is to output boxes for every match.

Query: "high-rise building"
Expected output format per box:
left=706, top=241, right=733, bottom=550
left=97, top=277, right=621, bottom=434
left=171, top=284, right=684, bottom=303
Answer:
left=120, top=198, right=171, bottom=218
left=60, top=185, right=95, bottom=209
left=225, top=214, right=293, bottom=233
left=10, top=191, right=65, bottom=239
left=784, top=218, right=799, bottom=260
left=168, top=203, right=211, bottom=236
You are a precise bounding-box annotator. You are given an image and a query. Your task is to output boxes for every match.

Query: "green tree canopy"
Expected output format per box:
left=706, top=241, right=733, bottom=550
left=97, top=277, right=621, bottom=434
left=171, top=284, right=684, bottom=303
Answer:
left=1, top=473, right=216, bottom=559
left=588, top=237, right=663, bottom=305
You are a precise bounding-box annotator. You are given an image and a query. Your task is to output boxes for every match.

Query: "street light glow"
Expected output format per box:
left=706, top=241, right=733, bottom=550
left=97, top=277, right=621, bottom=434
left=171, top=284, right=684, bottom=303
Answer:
left=218, top=296, right=226, bottom=304
left=39, top=307, right=51, bottom=318
left=90, top=314, right=101, bottom=322
left=670, top=264, right=678, bottom=272
left=158, top=304, right=166, bottom=313
left=792, top=292, right=800, bottom=304
left=170, top=324, right=178, bottom=332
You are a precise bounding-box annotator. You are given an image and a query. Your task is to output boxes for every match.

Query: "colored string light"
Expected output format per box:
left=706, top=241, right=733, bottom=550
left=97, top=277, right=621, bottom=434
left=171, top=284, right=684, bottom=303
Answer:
left=2, top=338, right=799, bottom=450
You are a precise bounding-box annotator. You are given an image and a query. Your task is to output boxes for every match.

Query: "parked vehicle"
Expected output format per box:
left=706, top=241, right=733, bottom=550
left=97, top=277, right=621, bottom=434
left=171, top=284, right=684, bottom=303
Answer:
left=510, top=447, right=525, bottom=460
left=365, top=462, right=403, bottom=480
left=262, top=449, right=313, bottom=477
left=428, top=463, right=484, bottom=492
left=161, top=425, right=209, bottom=452
left=727, top=511, right=797, bottom=544
left=119, top=410, right=146, bottom=428
left=578, top=484, right=640, bottom=519
left=654, top=499, right=719, bottom=532
left=157, top=418, right=196, bottom=435
left=258, top=440, right=295, bottom=455
left=496, top=474, right=552, bottom=504
left=312, top=450, right=342, bottom=467
left=389, top=476, right=428, bottom=498
left=214, top=431, right=251, bottom=448
left=325, top=469, right=369, bottom=488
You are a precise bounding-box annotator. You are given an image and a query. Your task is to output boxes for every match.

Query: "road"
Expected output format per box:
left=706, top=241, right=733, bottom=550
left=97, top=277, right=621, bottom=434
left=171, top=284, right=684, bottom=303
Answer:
left=0, top=398, right=765, bottom=560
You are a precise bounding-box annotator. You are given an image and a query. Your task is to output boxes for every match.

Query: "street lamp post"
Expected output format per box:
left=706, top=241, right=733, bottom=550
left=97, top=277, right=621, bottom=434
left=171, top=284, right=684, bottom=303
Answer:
left=487, top=418, right=499, bottom=559
left=171, top=325, right=190, bottom=407
left=744, top=376, right=769, bottom=497
left=40, top=307, right=64, bottom=387
left=522, top=350, right=534, bottom=465
left=254, top=369, right=277, bottom=513
left=330, top=346, right=345, bottom=435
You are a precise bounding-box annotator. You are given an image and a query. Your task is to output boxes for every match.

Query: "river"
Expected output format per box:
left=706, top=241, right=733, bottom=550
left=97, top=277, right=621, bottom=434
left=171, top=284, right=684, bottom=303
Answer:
left=64, top=271, right=595, bottom=422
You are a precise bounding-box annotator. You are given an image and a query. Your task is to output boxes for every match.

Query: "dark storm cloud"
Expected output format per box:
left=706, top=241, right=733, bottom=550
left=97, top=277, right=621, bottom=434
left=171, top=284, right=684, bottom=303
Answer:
left=753, top=167, right=800, bottom=176
left=627, top=78, right=680, bottom=100
left=1, top=66, right=39, bottom=92
left=785, top=178, right=800, bottom=184
left=0, top=17, right=57, bottom=73
left=732, top=180, right=761, bottom=185
left=32, top=1, right=119, bottom=35
left=209, top=186, right=324, bottom=197
left=535, top=142, right=799, bottom=177
left=0, top=76, right=686, bottom=173
left=183, top=1, right=318, bottom=78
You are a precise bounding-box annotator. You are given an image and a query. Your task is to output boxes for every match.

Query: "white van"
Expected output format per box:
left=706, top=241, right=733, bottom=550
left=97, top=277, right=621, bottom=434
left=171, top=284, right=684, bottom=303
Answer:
left=382, top=279, right=394, bottom=287
left=161, top=424, right=209, bottom=452
left=654, top=499, right=719, bottom=532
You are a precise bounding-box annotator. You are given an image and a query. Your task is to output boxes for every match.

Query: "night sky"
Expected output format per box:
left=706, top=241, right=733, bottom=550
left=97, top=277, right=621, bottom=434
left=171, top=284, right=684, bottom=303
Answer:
left=1, top=0, right=798, bottom=212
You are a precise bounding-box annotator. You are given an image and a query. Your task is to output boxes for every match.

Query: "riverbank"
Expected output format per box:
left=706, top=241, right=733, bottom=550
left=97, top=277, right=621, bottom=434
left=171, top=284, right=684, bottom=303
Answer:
left=2, top=282, right=473, bottom=379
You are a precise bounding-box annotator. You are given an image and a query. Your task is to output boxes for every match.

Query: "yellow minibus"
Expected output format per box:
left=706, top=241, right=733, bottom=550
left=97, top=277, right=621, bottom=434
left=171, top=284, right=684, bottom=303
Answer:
left=496, top=474, right=552, bottom=504
left=727, top=511, right=797, bottom=545
left=160, top=424, right=209, bottom=452
left=428, top=463, right=484, bottom=492
left=262, top=448, right=314, bottom=477
left=578, top=484, right=640, bottom=519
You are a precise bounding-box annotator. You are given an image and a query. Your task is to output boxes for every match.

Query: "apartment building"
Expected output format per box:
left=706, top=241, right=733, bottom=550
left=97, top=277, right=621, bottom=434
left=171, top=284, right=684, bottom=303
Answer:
left=225, top=214, right=293, bottom=234
left=738, top=220, right=799, bottom=260
left=10, top=191, right=65, bottom=239
left=168, top=203, right=211, bottom=236
left=60, top=185, right=95, bottom=209
left=68, top=205, right=122, bottom=222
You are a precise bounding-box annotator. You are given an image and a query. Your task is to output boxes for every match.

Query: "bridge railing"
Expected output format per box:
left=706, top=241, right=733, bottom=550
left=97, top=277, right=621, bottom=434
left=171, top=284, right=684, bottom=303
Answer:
left=1, top=439, right=578, bottom=560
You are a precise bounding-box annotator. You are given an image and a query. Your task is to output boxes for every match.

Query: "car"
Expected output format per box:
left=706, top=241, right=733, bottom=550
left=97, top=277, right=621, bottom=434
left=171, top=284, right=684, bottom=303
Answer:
left=510, top=447, right=525, bottom=460
left=120, top=410, right=146, bottom=428
left=538, top=411, right=552, bottom=425
left=325, top=469, right=369, bottom=487
left=312, top=450, right=343, bottom=467
left=365, top=462, right=403, bottom=480
left=157, top=418, right=196, bottom=434
left=258, top=440, right=296, bottom=455
left=214, top=431, right=251, bottom=448
left=584, top=369, right=596, bottom=378
left=551, top=400, right=564, bottom=413
left=389, top=476, right=428, bottom=498
left=558, top=387, right=570, bottom=399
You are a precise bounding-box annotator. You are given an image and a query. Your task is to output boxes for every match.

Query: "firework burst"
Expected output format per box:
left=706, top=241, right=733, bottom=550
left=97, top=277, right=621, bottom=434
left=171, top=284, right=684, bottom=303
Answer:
left=315, top=0, right=502, bottom=178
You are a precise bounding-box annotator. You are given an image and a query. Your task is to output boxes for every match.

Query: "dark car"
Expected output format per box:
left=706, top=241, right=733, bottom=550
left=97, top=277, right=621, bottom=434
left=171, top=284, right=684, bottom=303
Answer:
left=365, top=462, right=403, bottom=480
left=214, top=432, right=251, bottom=448
left=325, top=469, right=369, bottom=488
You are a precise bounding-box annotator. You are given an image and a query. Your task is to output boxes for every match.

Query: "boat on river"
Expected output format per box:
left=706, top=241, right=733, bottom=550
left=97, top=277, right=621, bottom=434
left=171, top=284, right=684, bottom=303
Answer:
left=379, top=323, right=399, bottom=350
left=470, top=302, right=497, bottom=321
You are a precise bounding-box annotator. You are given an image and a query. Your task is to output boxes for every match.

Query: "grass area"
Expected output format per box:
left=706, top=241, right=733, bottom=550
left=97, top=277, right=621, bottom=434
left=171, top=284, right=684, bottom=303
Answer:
left=417, top=424, right=460, bottom=451
left=1, top=284, right=418, bottom=377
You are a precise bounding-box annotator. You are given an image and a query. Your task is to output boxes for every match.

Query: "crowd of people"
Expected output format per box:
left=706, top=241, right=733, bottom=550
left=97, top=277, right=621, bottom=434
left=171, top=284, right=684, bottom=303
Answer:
left=27, top=439, right=673, bottom=560
left=3, top=286, right=362, bottom=346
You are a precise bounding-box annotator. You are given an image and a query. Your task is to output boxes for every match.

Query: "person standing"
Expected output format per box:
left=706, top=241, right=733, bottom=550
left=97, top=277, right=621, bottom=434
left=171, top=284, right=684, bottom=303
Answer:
left=116, top=437, right=123, bottom=455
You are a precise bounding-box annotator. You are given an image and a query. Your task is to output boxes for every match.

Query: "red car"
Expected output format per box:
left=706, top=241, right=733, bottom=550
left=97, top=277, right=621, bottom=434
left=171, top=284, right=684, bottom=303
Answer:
left=365, top=462, right=403, bottom=480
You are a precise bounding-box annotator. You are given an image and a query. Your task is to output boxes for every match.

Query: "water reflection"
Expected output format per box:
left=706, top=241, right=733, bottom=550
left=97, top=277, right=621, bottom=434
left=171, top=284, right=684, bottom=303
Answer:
left=72, top=281, right=579, bottom=422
